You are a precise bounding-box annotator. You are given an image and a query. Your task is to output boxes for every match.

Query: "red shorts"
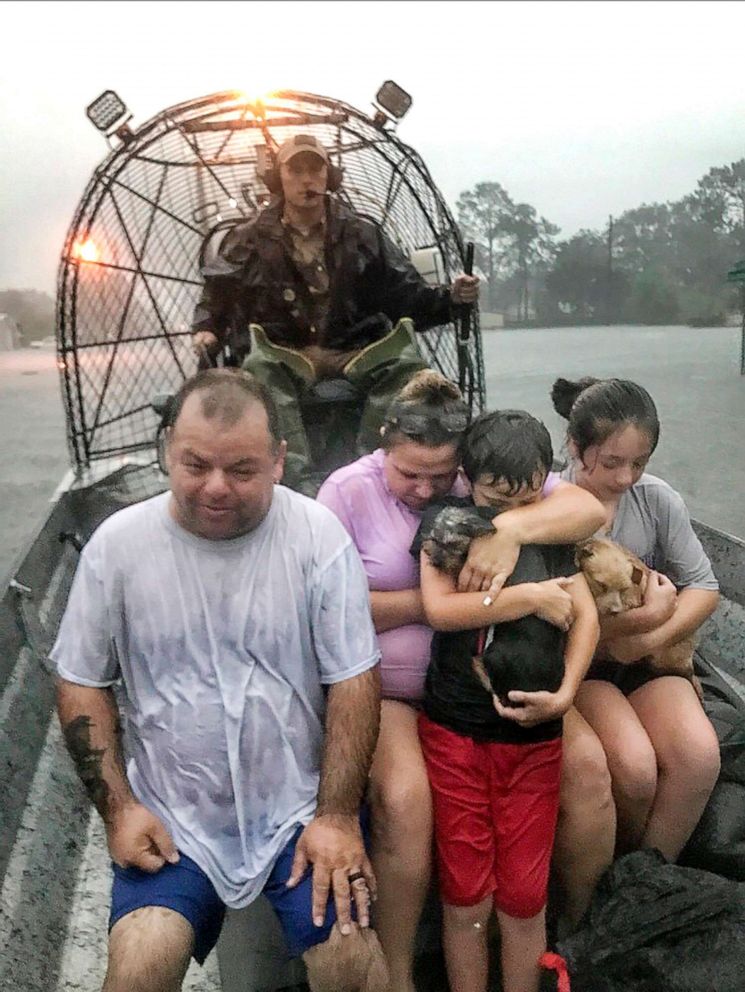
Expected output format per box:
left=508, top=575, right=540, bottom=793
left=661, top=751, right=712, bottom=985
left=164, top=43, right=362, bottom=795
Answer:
left=418, top=713, right=562, bottom=917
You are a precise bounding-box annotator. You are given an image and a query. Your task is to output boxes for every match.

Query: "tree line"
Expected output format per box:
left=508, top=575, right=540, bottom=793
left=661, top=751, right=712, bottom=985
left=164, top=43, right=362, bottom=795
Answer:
left=457, top=160, right=745, bottom=326
left=0, top=289, right=55, bottom=344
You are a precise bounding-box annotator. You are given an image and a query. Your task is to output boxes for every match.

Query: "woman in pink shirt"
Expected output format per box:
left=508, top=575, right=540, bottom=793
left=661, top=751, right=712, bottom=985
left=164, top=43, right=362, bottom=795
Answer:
left=317, top=372, right=608, bottom=991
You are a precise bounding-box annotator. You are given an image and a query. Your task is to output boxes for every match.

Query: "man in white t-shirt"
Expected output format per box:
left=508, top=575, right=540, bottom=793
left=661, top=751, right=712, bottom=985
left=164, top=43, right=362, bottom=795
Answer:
left=51, top=369, right=387, bottom=992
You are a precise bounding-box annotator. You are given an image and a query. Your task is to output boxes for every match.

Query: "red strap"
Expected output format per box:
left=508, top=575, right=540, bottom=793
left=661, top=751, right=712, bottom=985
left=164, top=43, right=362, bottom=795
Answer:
left=475, top=627, right=487, bottom=655
left=539, top=951, right=571, bottom=992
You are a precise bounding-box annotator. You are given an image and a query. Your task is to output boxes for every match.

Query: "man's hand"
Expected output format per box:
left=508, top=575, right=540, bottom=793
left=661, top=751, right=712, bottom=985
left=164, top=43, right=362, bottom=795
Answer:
left=192, top=330, right=220, bottom=356
left=642, top=571, right=677, bottom=627
left=491, top=685, right=574, bottom=728
left=106, top=800, right=180, bottom=873
left=458, top=529, right=521, bottom=599
left=451, top=274, right=480, bottom=304
left=533, top=577, right=575, bottom=630
left=286, top=813, right=376, bottom=935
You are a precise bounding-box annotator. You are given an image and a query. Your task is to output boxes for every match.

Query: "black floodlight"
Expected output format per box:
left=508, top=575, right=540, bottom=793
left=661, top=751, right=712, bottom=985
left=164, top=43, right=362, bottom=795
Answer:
left=375, top=81, right=412, bottom=121
left=86, top=90, right=133, bottom=141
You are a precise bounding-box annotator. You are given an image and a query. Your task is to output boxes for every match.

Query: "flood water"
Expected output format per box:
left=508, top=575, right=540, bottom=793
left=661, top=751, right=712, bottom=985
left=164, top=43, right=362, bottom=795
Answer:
left=1, top=323, right=744, bottom=581
left=481, top=324, right=745, bottom=541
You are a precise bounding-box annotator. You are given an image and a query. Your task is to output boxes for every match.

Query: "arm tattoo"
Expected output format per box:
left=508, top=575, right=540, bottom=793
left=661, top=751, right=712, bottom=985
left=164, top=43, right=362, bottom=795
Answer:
left=63, top=715, right=109, bottom=814
left=63, top=714, right=122, bottom=821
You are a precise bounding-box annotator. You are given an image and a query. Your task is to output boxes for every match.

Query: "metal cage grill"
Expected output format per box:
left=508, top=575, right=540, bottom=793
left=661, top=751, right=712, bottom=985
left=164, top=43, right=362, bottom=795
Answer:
left=57, top=89, right=484, bottom=471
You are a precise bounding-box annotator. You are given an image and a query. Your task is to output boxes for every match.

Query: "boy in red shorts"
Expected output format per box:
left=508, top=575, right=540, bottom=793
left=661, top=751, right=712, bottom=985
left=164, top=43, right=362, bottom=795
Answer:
left=413, top=410, right=599, bottom=992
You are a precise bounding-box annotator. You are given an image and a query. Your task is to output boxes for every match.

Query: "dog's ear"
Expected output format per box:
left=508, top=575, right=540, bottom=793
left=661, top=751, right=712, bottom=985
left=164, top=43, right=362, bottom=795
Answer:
left=631, top=566, right=644, bottom=585
left=576, top=544, right=594, bottom=562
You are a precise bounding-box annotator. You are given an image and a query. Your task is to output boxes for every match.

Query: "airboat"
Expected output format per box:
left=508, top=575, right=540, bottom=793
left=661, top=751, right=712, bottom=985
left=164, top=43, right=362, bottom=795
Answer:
left=0, top=83, right=744, bottom=992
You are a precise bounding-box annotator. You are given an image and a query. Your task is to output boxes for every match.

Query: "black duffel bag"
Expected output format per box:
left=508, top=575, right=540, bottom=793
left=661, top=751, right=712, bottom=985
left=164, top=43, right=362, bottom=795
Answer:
left=558, top=849, right=745, bottom=992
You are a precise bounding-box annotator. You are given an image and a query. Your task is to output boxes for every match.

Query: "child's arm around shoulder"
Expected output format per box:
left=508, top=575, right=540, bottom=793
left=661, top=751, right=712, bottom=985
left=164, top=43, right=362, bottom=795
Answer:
left=420, top=550, right=575, bottom=633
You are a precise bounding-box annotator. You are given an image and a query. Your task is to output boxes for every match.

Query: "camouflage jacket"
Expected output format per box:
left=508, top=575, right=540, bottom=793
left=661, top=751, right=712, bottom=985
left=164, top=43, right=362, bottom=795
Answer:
left=191, top=200, right=453, bottom=355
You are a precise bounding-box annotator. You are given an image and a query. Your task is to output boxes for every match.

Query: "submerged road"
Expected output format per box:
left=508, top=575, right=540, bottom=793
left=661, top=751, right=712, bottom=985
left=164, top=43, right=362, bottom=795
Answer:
left=1, top=323, right=744, bottom=582
left=480, top=323, right=745, bottom=541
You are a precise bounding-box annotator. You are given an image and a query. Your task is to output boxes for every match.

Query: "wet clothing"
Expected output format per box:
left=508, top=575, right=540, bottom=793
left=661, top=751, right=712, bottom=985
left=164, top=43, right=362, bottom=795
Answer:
left=111, top=853, right=225, bottom=965
left=317, top=449, right=470, bottom=701
left=244, top=320, right=428, bottom=493
left=192, top=199, right=454, bottom=356
left=561, top=468, right=718, bottom=694
left=318, top=463, right=562, bottom=702
left=193, top=199, right=456, bottom=492
left=560, top=469, right=718, bottom=591
left=282, top=213, right=331, bottom=336
left=110, top=813, right=372, bottom=962
left=413, top=495, right=571, bottom=913
left=50, top=488, right=380, bottom=910
left=412, top=497, right=577, bottom=744
left=419, top=716, right=562, bottom=914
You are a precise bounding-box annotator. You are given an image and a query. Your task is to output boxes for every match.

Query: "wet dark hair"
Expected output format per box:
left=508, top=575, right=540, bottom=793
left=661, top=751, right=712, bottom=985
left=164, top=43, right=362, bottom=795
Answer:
left=462, top=409, right=553, bottom=493
left=551, top=376, right=659, bottom=459
left=381, top=370, right=469, bottom=451
left=168, top=368, right=282, bottom=449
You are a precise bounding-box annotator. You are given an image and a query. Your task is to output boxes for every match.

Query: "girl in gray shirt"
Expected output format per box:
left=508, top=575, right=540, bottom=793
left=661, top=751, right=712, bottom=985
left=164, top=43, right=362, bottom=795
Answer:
left=553, top=376, right=720, bottom=868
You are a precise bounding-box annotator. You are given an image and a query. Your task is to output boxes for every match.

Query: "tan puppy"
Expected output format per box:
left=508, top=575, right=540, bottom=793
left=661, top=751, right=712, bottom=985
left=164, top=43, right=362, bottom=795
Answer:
left=575, top=537, right=701, bottom=697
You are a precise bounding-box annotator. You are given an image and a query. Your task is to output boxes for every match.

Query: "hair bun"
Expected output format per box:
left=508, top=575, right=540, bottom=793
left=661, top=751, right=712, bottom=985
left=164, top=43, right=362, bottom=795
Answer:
left=397, top=369, right=462, bottom=405
left=550, top=376, right=600, bottom=419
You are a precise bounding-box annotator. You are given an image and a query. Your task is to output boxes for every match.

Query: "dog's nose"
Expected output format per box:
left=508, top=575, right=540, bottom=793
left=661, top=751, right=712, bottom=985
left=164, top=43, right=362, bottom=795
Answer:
left=604, top=594, right=624, bottom=615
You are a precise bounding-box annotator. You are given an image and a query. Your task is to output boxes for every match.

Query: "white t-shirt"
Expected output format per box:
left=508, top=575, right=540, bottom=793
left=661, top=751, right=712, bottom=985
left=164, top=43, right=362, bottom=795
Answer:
left=50, top=487, right=380, bottom=908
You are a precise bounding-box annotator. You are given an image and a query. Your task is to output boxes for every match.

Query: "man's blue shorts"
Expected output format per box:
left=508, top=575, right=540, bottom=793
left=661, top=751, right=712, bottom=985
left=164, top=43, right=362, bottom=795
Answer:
left=110, top=818, right=369, bottom=964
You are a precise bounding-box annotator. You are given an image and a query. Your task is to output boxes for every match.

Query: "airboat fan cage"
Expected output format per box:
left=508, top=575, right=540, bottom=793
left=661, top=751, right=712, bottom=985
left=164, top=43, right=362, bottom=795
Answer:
left=57, top=89, right=484, bottom=473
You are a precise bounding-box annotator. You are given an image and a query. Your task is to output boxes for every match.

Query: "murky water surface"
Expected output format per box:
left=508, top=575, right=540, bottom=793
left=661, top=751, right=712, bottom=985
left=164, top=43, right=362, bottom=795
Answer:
left=2, top=324, right=743, bottom=580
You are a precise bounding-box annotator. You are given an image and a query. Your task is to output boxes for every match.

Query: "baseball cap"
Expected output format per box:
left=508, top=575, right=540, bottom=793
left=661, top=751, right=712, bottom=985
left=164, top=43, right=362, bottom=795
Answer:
left=276, top=134, right=330, bottom=167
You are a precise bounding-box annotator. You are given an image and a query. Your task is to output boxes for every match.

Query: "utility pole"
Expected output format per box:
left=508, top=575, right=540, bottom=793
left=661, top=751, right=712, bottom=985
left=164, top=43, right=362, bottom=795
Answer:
left=607, top=214, right=614, bottom=325
left=726, top=260, right=745, bottom=375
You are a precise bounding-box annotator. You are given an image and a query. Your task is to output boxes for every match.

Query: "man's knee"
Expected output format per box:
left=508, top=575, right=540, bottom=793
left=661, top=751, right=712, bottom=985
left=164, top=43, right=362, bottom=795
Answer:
left=303, top=923, right=389, bottom=992
left=104, top=907, right=194, bottom=992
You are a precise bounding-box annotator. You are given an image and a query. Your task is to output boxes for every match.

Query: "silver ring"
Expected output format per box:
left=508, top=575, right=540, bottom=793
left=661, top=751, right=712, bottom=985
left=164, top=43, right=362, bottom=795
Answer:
left=348, top=871, right=366, bottom=885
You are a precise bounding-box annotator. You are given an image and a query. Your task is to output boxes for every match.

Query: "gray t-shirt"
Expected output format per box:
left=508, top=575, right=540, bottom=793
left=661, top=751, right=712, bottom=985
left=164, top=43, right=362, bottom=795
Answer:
left=50, top=487, right=380, bottom=908
left=562, top=468, right=718, bottom=591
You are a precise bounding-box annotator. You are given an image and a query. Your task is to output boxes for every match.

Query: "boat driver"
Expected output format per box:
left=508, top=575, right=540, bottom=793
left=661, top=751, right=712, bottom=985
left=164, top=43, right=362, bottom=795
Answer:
left=191, top=134, right=479, bottom=494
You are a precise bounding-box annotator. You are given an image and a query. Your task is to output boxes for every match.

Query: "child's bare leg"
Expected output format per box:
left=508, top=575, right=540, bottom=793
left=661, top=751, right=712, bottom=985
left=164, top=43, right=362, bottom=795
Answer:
left=442, top=898, right=492, bottom=992
left=496, top=907, right=546, bottom=992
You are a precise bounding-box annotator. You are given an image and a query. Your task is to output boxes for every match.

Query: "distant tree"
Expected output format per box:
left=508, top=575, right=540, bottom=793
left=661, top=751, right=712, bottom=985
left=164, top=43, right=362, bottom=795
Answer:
left=460, top=156, right=745, bottom=327
left=0, top=289, right=55, bottom=344
left=623, top=268, right=679, bottom=324
left=456, top=182, right=513, bottom=308
left=686, top=160, right=745, bottom=253
left=544, top=230, right=612, bottom=319
left=498, top=203, right=559, bottom=322
left=669, top=198, right=736, bottom=322
left=611, top=203, right=674, bottom=275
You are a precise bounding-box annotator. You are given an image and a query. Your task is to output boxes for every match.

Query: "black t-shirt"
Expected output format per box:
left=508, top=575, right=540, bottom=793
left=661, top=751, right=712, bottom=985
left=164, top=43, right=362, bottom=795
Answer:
left=412, top=497, right=578, bottom=744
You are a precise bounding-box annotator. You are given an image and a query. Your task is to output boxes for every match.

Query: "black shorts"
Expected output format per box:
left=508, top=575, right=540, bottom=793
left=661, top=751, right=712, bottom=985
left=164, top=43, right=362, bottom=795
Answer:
left=586, top=658, right=661, bottom=697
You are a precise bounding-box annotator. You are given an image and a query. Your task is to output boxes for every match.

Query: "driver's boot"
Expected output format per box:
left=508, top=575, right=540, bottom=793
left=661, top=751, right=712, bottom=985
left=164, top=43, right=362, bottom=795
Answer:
left=344, top=318, right=429, bottom=454
left=242, top=326, right=318, bottom=493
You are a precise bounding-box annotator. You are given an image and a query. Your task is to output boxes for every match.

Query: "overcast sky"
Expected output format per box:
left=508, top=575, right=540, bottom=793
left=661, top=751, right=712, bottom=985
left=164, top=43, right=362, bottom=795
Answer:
left=2, top=0, right=745, bottom=295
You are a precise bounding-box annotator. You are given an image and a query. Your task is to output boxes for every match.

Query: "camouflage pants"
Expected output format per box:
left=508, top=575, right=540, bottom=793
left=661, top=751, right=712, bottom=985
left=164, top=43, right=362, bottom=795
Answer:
left=242, top=319, right=428, bottom=494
